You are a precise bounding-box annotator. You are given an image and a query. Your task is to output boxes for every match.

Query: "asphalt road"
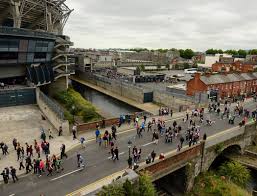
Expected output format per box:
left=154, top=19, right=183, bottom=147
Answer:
left=1, top=100, right=256, bottom=196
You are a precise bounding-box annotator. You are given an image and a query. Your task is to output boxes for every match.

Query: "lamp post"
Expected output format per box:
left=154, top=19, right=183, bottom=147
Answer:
left=127, top=140, right=133, bottom=169
left=72, top=105, right=75, bottom=122
left=128, top=140, right=132, bottom=158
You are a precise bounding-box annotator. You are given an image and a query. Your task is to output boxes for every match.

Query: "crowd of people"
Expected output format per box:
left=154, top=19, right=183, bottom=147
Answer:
left=1, top=97, right=255, bottom=186
left=0, top=127, right=68, bottom=184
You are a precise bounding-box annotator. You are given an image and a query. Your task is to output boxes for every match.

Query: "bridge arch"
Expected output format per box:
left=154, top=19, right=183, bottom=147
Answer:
left=207, top=144, right=242, bottom=171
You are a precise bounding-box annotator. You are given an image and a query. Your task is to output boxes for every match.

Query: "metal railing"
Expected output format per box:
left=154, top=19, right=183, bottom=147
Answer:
left=39, top=91, right=64, bottom=120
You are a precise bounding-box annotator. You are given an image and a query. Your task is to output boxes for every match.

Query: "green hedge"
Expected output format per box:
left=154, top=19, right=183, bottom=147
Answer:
left=55, top=88, right=102, bottom=123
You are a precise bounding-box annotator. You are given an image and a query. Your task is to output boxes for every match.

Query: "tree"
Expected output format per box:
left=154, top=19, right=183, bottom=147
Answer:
left=237, top=49, right=247, bottom=58
left=97, top=183, right=125, bottom=196
left=97, top=173, right=156, bottom=196
left=225, top=50, right=238, bottom=56
left=179, top=49, right=184, bottom=57
left=183, top=49, right=195, bottom=59
left=218, top=49, right=223, bottom=54
left=138, top=173, right=156, bottom=196
left=249, top=49, right=257, bottom=55
left=218, top=161, right=251, bottom=187
left=123, top=179, right=134, bottom=196
left=206, top=49, right=223, bottom=55
left=183, top=63, right=190, bottom=69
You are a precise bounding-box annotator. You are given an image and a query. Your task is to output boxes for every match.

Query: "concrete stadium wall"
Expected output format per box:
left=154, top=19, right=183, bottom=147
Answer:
left=36, top=88, right=70, bottom=135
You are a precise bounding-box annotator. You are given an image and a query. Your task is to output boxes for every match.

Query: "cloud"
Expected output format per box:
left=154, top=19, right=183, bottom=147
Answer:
left=64, top=0, right=257, bottom=51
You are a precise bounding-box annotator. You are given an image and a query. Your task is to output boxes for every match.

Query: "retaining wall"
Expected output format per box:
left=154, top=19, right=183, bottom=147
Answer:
left=76, top=71, right=145, bottom=103
left=36, top=88, right=70, bottom=135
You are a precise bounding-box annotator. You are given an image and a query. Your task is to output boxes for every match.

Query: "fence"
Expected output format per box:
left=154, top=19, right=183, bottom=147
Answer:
left=39, top=91, right=64, bottom=120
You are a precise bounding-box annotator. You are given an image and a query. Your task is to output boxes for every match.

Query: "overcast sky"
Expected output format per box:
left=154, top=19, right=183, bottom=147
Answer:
left=64, top=0, right=257, bottom=51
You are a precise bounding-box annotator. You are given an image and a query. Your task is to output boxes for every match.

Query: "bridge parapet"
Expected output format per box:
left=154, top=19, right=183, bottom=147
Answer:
left=137, top=142, right=204, bottom=181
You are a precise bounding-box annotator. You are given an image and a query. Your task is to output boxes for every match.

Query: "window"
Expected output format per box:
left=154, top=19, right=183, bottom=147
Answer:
left=35, top=42, right=48, bottom=47
left=34, top=52, right=46, bottom=59
left=0, top=52, right=18, bottom=60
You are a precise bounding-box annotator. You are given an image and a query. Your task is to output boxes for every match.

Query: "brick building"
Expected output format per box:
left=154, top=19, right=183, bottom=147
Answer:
left=212, top=60, right=254, bottom=73
left=187, top=72, right=257, bottom=99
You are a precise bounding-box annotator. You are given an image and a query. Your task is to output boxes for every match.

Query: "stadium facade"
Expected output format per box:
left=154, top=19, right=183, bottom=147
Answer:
left=0, top=0, right=74, bottom=91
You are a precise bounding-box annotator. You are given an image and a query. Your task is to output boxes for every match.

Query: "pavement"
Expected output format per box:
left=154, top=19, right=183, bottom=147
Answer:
left=0, top=105, right=79, bottom=177
left=0, top=99, right=256, bottom=196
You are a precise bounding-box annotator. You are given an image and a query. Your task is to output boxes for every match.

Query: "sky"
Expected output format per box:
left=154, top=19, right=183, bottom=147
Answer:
left=64, top=0, right=257, bottom=51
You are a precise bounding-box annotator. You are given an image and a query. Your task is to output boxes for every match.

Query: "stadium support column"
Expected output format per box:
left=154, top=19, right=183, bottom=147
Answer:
left=10, top=0, right=21, bottom=28
left=46, top=10, right=54, bottom=33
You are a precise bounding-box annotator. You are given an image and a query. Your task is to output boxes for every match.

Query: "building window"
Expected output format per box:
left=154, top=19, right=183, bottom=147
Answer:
left=34, top=52, right=46, bottom=59
left=0, top=52, right=18, bottom=60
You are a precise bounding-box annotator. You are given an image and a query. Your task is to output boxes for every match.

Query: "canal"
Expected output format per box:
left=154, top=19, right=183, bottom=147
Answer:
left=72, top=81, right=141, bottom=118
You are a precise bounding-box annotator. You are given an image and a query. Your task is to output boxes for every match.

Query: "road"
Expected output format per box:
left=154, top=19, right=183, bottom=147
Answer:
left=0, top=100, right=256, bottom=196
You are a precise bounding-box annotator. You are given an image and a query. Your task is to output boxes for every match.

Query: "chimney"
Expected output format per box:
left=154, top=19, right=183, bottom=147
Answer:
left=194, top=72, right=201, bottom=79
left=205, top=72, right=212, bottom=77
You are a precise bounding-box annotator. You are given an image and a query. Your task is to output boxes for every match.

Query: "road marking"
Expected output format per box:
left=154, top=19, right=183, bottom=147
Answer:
left=141, top=141, right=155, bottom=147
left=108, top=152, right=125, bottom=159
left=9, top=194, right=15, bottom=196
left=50, top=168, right=84, bottom=181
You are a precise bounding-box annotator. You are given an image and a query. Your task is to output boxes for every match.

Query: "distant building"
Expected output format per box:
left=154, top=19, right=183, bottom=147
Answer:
left=212, top=61, right=254, bottom=73
left=192, top=53, right=205, bottom=63
left=198, top=54, right=233, bottom=68
left=187, top=72, right=257, bottom=99
left=246, top=55, right=257, bottom=65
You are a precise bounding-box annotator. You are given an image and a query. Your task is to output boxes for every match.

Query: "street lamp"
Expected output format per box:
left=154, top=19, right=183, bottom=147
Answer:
left=127, top=140, right=133, bottom=169
left=128, top=140, right=132, bottom=157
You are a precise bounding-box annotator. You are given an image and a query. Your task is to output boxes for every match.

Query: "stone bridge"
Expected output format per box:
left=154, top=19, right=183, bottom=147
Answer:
left=137, top=121, right=257, bottom=191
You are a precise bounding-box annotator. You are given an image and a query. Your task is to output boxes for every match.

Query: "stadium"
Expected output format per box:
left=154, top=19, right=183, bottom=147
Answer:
left=0, top=0, right=74, bottom=99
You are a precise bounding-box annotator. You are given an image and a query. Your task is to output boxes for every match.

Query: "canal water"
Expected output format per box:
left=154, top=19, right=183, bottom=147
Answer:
left=72, top=81, right=141, bottom=118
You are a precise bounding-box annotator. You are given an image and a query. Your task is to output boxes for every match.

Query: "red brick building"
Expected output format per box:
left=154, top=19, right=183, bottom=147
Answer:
left=187, top=72, right=257, bottom=99
left=212, top=60, right=254, bottom=73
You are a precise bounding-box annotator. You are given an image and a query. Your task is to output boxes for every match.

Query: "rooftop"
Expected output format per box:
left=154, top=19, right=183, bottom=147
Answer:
left=200, top=72, right=257, bottom=85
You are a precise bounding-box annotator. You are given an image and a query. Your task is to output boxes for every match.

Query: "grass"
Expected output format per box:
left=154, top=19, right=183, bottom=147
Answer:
left=54, top=88, right=102, bottom=123
left=188, top=172, right=251, bottom=196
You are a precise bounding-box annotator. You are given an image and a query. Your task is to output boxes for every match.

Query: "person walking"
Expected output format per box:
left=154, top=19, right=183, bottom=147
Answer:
left=113, top=147, right=119, bottom=161
left=95, top=129, right=100, bottom=142
left=60, top=144, right=68, bottom=159
left=10, top=166, right=18, bottom=183
left=58, top=126, right=63, bottom=136
left=13, top=138, right=18, bottom=150
left=180, top=136, right=185, bottom=148
left=48, top=129, right=54, bottom=140
left=19, top=154, right=25, bottom=170
left=1, top=170, right=8, bottom=184
left=151, top=150, right=156, bottom=162
left=78, top=155, right=85, bottom=168
left=17, top=146, right=21, bottom=161
left=72, top=125, right=77, bottom=140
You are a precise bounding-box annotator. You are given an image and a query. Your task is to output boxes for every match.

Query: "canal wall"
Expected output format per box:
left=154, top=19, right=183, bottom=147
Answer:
left=75, top=71, right=146, bottom=103
left=153, top=90, right=196, bottom=111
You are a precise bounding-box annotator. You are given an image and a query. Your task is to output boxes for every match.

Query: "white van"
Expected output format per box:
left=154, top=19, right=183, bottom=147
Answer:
left=184, top=68, right=197, bottom=74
